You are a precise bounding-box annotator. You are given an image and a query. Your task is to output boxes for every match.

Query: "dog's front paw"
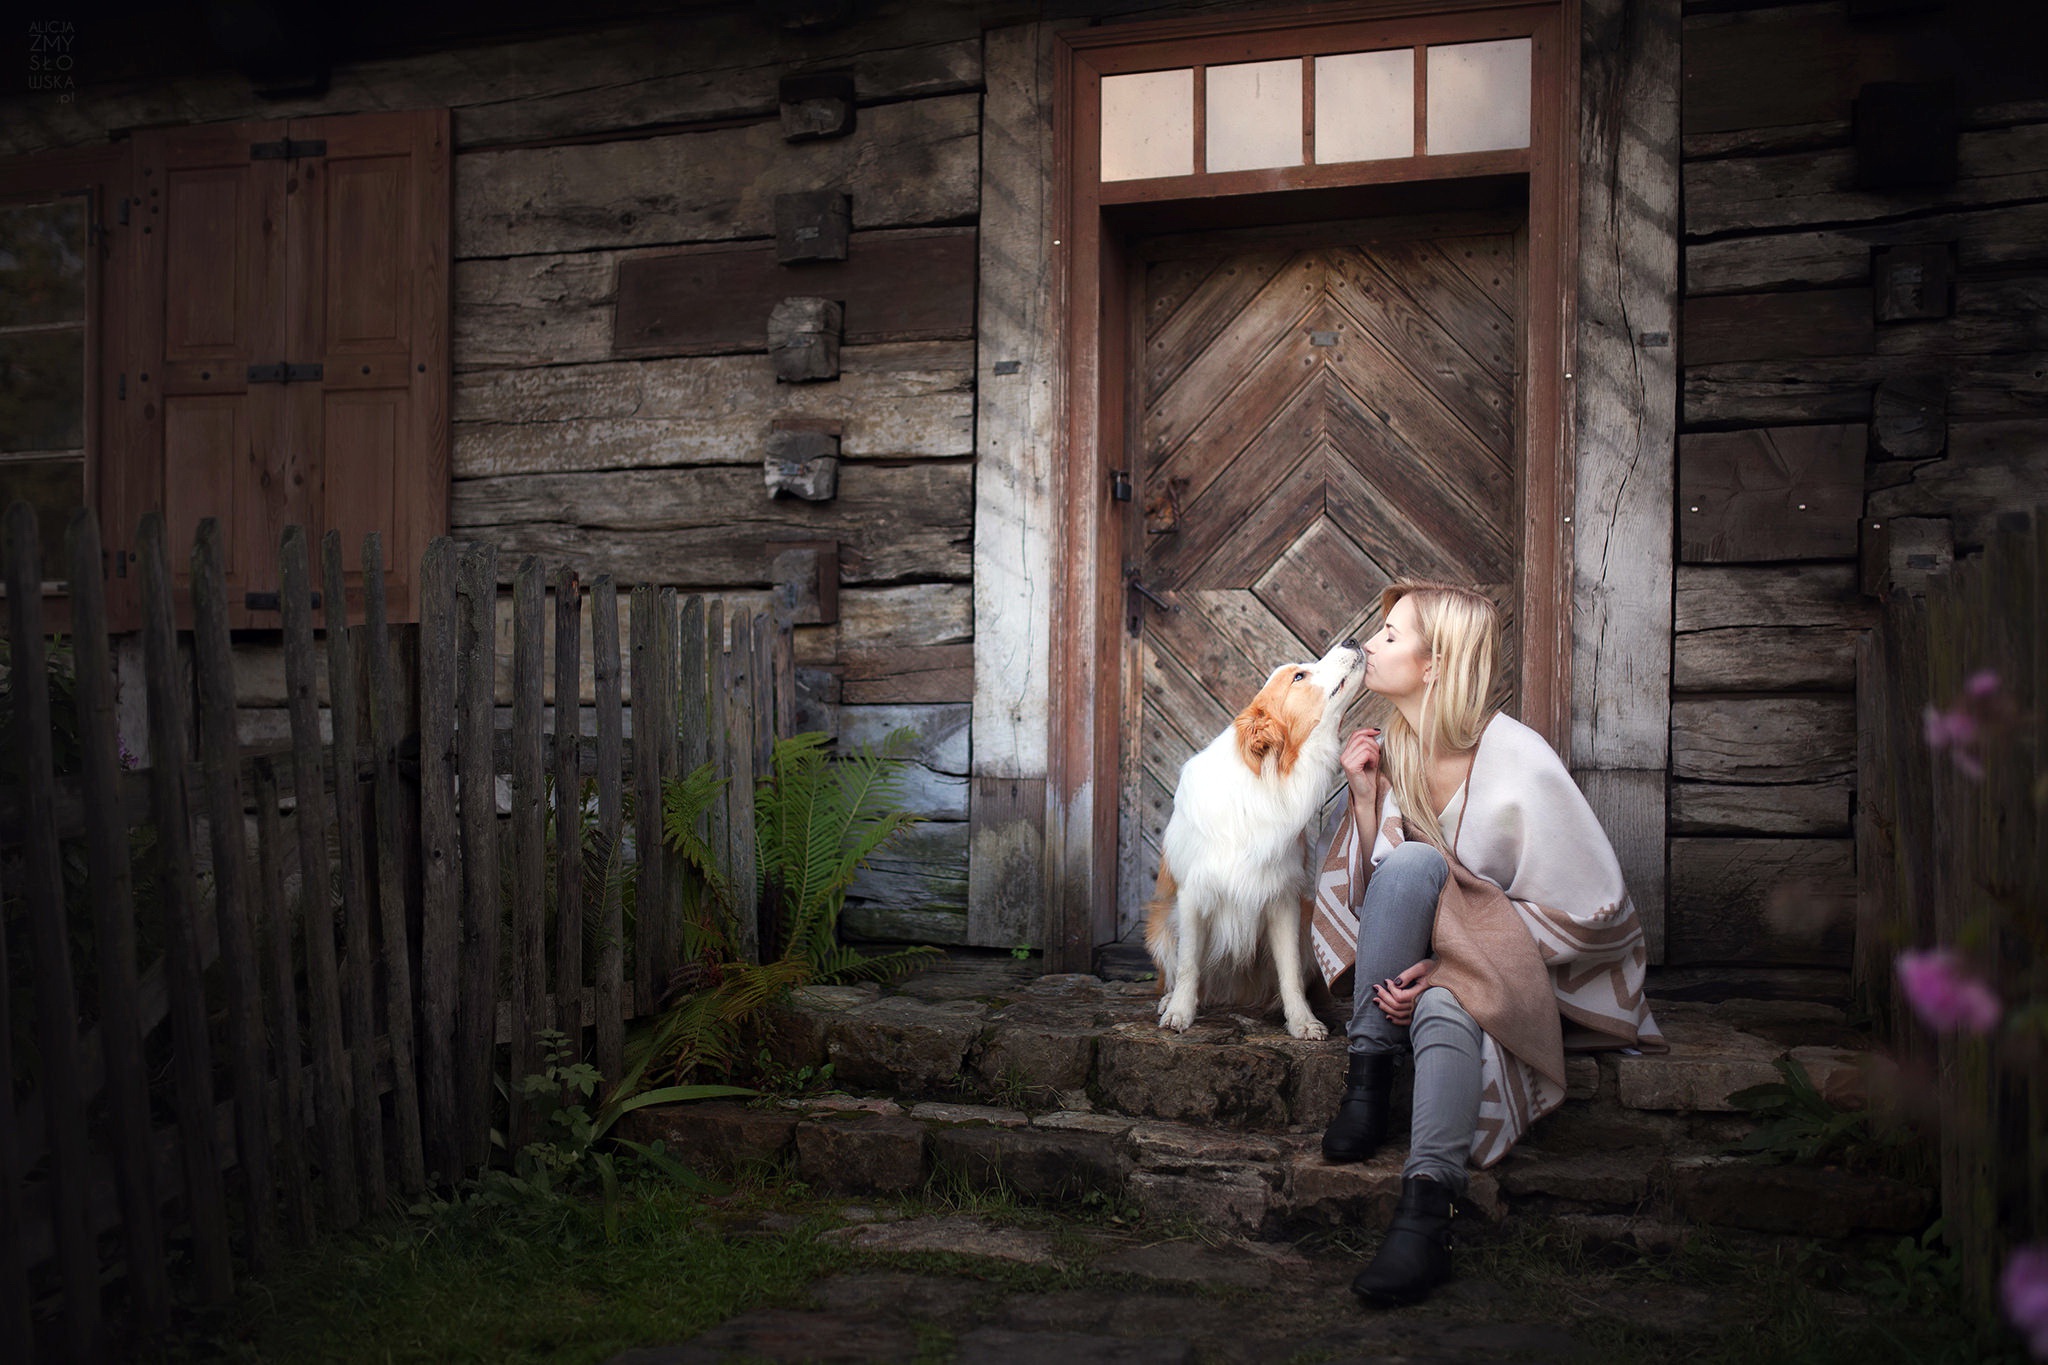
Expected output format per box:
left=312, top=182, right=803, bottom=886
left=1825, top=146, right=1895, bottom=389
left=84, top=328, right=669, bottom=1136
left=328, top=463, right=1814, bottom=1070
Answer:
left=1286, top=1014, right=1329, bottom=1041
left=1159, top=998, right=1197, bottom=1032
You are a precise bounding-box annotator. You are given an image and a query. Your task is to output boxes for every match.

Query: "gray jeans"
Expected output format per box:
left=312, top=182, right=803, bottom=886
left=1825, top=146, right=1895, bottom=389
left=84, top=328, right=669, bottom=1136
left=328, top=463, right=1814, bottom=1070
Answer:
left=1346, top=841, right=1484, bottom=1194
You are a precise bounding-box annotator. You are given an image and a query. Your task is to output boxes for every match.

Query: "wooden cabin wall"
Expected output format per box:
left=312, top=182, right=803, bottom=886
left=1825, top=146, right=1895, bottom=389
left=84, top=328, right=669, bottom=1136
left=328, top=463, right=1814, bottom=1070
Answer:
left=1671, top=0, right=2048, bottom=993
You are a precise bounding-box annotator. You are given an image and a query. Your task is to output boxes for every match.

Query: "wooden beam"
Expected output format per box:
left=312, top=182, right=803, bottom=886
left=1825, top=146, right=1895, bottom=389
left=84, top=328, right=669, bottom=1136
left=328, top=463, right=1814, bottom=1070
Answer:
left=1677, top=424, right=1865, bottom=562
left=1671, top=697, right=1856, bottom=785
left=452, top=340, right=973, bottom=478
left=613, top=228, right=976, bottom=358
left=1573, top=0, right=1679, bottom=790
left=1671, top=780, right=1851, bottom=837
left=1682, top=288, right=1873, bottom=366
left=456, top=93, right=980, bottom=257
left=1668, top=837, right=1855, bottom=967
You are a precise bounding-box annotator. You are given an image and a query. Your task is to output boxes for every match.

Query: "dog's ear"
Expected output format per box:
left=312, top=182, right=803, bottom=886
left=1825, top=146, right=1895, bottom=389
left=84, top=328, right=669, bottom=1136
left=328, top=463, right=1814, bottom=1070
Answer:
left=1236, top=704, right=1284, bottom=773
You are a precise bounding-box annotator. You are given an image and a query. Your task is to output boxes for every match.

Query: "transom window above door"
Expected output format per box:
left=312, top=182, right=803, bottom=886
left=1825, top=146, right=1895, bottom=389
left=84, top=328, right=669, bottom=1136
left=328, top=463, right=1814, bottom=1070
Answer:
left=1101, top=39, right=1531, bottom=182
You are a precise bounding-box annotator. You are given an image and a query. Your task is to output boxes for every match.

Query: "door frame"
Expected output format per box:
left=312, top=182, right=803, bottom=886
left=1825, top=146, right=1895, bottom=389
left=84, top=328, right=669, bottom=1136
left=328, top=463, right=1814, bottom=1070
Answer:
left=1044, top=0, right=1580, bottom=969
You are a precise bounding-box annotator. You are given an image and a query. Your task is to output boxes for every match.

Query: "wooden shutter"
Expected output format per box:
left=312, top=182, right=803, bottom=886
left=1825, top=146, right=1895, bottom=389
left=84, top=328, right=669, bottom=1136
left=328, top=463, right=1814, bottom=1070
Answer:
left=120, top=111, right=448, bottom=629
left=285, top=110, right=450, bottom=624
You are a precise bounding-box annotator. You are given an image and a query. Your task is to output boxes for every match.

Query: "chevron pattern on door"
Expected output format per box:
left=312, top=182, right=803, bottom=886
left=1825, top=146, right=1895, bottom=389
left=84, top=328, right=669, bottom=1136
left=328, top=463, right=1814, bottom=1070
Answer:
left=1119, top=222, right=1525, bottom=938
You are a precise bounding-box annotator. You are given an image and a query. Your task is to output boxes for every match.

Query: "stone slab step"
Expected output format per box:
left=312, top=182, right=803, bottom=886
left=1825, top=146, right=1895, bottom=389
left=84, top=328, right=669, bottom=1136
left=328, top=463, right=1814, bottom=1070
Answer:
left=620, top=1093, right=1928, bottom=1242
left=770, top=973, right=1879, bottom=1135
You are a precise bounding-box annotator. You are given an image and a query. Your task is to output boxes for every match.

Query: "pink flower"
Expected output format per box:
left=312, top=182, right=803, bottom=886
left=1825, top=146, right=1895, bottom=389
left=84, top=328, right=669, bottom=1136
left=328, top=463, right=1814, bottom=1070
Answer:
left=1895, top=948, right=2003, bottom=1034
left=2003, top=1244, right=2048, bottom=1359
left=1966, top=668, right=2003, bottom=700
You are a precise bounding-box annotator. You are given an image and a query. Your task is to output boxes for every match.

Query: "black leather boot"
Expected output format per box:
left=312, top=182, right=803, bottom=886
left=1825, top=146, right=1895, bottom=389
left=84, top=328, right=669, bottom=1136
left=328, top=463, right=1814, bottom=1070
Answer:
left=1321, top=1050, right=1395, bottom=1162
left=1351, top=1175, right=1455, bottom=1307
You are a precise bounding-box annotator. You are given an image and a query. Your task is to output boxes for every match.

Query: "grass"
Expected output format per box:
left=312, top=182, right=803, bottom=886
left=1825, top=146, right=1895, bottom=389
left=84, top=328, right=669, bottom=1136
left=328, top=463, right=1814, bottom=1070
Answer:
left=134, top=1161, right=2032, bottom=1365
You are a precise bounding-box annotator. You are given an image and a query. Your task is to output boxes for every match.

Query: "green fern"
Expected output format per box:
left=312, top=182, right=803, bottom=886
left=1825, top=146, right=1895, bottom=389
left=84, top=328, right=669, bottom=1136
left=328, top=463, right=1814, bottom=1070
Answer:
left=624, top=728, right=941, bottom=1094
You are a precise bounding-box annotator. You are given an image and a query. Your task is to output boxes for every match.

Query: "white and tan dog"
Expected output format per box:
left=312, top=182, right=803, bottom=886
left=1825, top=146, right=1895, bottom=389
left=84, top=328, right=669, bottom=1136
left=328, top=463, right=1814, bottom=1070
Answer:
left=1146, top=639, right=1366, bottom=1039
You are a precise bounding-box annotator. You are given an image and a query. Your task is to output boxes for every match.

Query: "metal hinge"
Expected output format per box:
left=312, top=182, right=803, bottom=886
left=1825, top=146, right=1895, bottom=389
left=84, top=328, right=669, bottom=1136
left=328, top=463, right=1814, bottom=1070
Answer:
left=247, top=362, right=324, bottom=383
left=250, top=138, right=327, bottom=160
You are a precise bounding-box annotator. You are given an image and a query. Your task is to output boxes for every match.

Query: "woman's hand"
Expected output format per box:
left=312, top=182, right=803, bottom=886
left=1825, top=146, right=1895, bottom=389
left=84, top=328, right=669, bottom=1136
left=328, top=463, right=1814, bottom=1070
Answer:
left=1371, top=958, right=1435, bottom=1027
left=1341, top=727, right=1383, bottom=811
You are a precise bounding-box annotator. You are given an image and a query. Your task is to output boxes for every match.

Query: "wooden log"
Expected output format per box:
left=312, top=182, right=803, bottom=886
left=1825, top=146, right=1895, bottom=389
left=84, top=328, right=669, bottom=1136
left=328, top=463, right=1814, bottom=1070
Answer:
left=415, top=539, right=463, bottom=1179
left=1671, top=779, right=1852, bottom=836
left=454, top=540, right=502, bottom=1170
left=1673, top=563, right=1873, bottom=633
left=1680, top=3, right=1946, bottom=139
left=1685, top=352, right=2048, bottom=427
left=629, top=585, right=664, bottom=1009
left=839, top=644, right=974, bottom=704
left=1868, top=417, right=2048, bottom=519
left=321, top=532, right=387, bottom=1209
left=452, top=27, right=976, bottom=149
left=0, top=14, right=981, bottom=158
left=455, top=462, right=974, bottom=589
left=1670, top=697, right=1856, bottom=784
left=1681, top=289, right=1873, bottom=366
left=5, top=502, right=103, bottom=1351
left=1673, top=625, right=1861, bottom=691
left=1677, top=425, right=1865, bottom=562
left=846, top=821, right=971, bottom=919
left=456, top=93, right=979, bottom=256
left=0, top=824, right=32, bottom=1362
left=252, top=758, right=315, bottom=1243
left=140, top=513, right=237, bottom=1305
left=1684, top=203, right=2048, bottom=296
left=1683, top=123, right=2048, bottom=237
left=841, top=905, right=973, bottom=946
left=613, top=228, right=977, bottom=359
left=727, top=611, right=761, bottom=964
left=63, top=508, right=170, bottom=1319
left=190, top=519, right=277, bottom=1271
left=451, top=340, right=974, bottom=477
left=553, top=566, right=585, bottom=1032
left=1668, top=838, right=1856, bottom=966
left=509, top=557, right=548, bottom=1148
left=361, top=534, right=426, bottom=1193
left=796, top=582, right=973, bottom=662
left=1574, top=0, right=1679, bottom=778
left=591, top=576, right=626, bottom=1070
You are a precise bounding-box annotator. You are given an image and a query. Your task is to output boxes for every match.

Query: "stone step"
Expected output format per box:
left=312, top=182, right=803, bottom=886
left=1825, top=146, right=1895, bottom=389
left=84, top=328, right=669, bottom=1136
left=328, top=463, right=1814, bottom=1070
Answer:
left=619, top=1093, right=1933, bottom=1242
left=768, top=970, right=1881, bottom=1136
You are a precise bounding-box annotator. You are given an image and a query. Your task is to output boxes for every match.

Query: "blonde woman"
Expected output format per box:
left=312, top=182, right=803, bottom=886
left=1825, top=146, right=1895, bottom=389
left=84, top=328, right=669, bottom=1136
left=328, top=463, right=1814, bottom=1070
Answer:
left=1311, top=581, right=1663, bottom=1307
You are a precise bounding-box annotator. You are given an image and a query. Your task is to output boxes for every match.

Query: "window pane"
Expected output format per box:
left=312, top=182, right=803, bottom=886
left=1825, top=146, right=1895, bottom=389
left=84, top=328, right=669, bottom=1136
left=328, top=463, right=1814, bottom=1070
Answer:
left=0, top=197, right=86, bottom=328
left=0, top=329, right=86, bottom=453
left=1101, top=69, right=1194, bottom=181
left=1315, top=50, right=1413, bottom=163
left=1206, top=59, right=1303, bottom=173
left=1426, top=38, right=1531, bottom=155
left=0, top=457, right=84, bottom=581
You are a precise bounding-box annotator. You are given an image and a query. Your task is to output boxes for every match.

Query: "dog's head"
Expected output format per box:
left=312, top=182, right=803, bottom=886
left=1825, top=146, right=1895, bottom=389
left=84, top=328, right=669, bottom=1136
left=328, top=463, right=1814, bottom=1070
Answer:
left=1233, top=639, right=1366, bottom=776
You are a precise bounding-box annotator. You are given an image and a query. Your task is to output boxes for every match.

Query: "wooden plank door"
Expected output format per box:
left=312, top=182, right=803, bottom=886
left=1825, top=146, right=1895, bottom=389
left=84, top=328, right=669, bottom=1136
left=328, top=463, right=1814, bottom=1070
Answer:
left=1118, top=216, right=1526, bottom=939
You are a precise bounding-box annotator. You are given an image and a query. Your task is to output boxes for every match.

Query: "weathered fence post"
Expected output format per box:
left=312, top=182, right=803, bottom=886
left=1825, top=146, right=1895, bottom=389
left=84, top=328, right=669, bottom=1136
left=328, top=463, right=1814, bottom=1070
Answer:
left=553, top=565, right=585, bottom=1038
left=510, top=557, right=548, bottom=1148
left=728, top=611, right=760, bottom=962
left=191, top=518, right=277, bottom=1271
left=64, top=507, right=170, bottom=1322
left=252, top=755, right=316, bottom=1244
left=0, top=853, right=33, bottom=1363
left=656, top=587, right=682, bottom=987
left=704, top=599, right=730, bottom=950
left=5, top=502, right=102, bottom=1356
left=417, top=538, right=463, bottom=1179
left=281, top=524, right=360, bottom=1227
left=455, top=541, right=501, bottom=1169
left=139, top=512, right=235, bottom=1303
left=630, top=584, right=663, bottom=1009
left=322, top=532, right=388, bottom=1209
left=592, top=575, right=626, bottom=1079
left=363, top=533, right=426, bottom=1192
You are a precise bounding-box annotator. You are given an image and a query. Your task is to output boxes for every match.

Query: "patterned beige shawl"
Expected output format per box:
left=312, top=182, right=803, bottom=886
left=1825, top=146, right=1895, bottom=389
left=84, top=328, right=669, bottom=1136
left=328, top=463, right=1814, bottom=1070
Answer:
left=1306, top=713, right=1665, bottom=1168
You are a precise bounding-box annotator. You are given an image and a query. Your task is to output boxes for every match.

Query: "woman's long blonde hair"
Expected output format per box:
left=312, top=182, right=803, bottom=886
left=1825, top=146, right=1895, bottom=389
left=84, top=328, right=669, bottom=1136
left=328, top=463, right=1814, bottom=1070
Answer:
left=1376, top=581, right=1502, bottom=853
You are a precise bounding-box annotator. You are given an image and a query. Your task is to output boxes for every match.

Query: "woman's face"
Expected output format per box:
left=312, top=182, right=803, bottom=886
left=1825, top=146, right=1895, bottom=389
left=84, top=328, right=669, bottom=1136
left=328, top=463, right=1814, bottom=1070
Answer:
left=1363, top=595, right=1433, bottom=701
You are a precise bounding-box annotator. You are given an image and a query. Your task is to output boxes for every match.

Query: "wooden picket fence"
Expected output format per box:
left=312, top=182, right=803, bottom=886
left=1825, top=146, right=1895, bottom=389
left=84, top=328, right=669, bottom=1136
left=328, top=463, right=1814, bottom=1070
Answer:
left=1856, top=511, right=2045, bottom=1322
left=0, top=504, right=793, bottom=1360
